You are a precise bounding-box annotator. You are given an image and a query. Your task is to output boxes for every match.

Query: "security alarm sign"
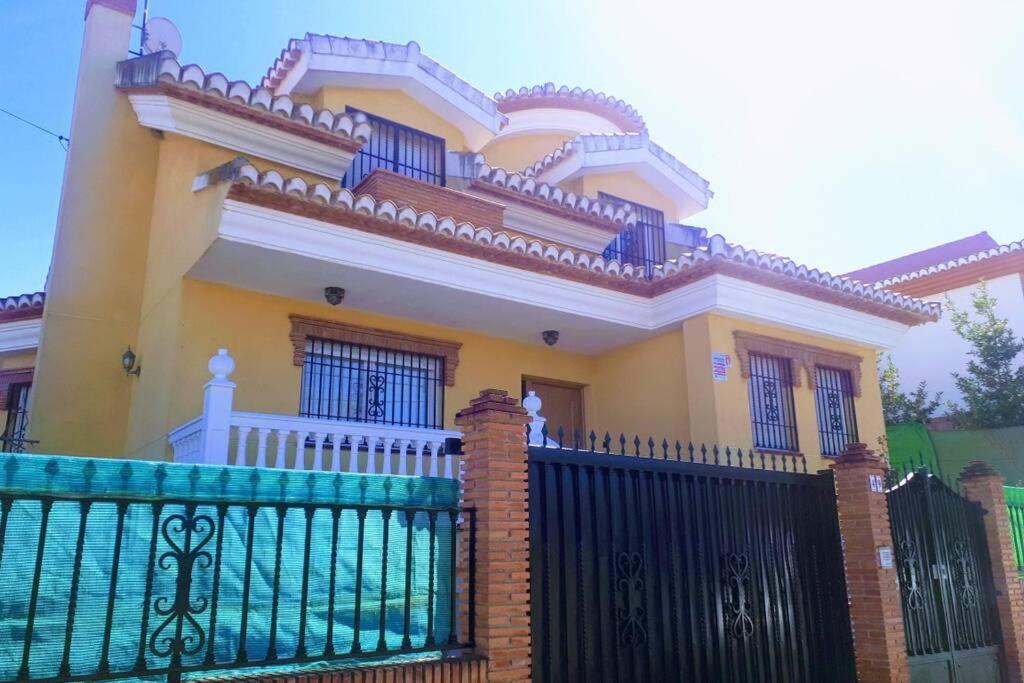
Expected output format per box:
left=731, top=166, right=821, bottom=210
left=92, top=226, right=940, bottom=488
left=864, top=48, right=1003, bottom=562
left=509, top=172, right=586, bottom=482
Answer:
left=712, top=352, right=731, bottom=381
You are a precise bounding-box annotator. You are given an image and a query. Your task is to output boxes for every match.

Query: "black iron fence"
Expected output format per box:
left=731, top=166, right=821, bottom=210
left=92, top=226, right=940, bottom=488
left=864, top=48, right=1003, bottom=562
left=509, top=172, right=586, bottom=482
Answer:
left=887, top=461, right=1002, bottom=681
left=342, top=108, right=446, bottom=188
left=528, top=426, right=854, bottom=682
left=0, top=458, right=473, bottom=683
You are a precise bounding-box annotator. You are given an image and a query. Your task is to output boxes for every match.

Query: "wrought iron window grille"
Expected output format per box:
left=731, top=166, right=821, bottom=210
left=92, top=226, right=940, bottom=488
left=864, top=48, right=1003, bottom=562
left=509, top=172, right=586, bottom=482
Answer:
left=342, top=108, right=446, bottom=188
left=746, top=353, right=800, bottom=453
left=1, top=382, right=33, bottom=453
left=300, top=338, right=445, bottom=430
left=814, top=366, right=858, bottom=456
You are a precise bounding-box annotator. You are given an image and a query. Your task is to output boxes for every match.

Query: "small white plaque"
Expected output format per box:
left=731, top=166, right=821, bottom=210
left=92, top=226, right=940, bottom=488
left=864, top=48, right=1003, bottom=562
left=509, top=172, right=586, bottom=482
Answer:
left=878, top=546, right=894, bottom=569
left=869, top=474, right=884, bottom=493
left=711, top=352, right=731, bottom=382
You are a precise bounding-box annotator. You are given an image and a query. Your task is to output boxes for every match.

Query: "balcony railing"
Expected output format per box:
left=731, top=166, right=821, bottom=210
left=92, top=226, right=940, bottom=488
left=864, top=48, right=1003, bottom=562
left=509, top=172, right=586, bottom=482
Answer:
left=341, top=109, right=446, bottom=188
left=168, top=350, right=462, bottom=480
left=598, top=192, right=667, bottom=280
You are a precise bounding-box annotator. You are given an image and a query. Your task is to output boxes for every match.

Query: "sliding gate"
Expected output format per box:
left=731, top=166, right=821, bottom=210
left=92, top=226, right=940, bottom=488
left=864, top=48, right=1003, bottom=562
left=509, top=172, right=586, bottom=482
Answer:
left=887, top=468, right=1003, bottom=682
left=528, top=439, right=855, bottom=682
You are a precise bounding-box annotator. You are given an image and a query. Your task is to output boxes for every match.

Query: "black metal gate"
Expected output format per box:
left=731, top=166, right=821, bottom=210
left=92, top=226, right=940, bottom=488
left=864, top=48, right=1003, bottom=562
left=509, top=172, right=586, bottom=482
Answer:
left=528, top=437, right=855, bottom=682
left=887, top=466, right=1003, bottom=682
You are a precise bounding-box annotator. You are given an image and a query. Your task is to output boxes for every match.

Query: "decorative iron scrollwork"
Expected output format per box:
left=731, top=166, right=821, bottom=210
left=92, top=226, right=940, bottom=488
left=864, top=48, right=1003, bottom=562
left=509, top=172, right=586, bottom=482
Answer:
left=149, top=506, right=216, bottom=664
left=762, top=379, right=780, bottom=423
left=614, top=551, right=647, bottom=648
left=724, top=552, right=754, bottom=639
left=899, top=538, right=924, bottom=611
left=826, top=391, right=844, bottom=431
left=366, top=373, right=386, bottom=419
left=951, top=538, right=979, bottom=608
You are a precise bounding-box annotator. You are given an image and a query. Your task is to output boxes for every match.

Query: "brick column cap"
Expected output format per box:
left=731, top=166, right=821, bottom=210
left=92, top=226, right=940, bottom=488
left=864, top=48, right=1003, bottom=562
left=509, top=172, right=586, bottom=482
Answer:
left=960, top=459, right=1004, bottom=482
left=85, top=0, right=137, bottom=19
left=832, top=442, right=884, bottom=468
left=455, top=388, right=528, bottom=423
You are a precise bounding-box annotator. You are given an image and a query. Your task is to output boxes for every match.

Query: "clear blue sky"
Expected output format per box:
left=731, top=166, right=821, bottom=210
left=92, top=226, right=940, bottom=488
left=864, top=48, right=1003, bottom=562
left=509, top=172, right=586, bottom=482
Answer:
left=1, top=0, right=1022, bottom=296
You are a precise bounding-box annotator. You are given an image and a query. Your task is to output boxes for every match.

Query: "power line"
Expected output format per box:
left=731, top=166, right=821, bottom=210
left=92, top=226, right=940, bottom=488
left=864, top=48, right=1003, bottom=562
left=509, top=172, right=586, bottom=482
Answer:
left=0, top=106, right=69, bottom=151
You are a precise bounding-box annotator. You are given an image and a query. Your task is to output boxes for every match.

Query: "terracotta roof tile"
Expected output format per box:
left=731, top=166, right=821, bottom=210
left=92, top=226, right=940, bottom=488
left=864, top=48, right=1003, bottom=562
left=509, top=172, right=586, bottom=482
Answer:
left=845, top=231, right=1000, bottom=284
left=116, top=52, right=373, bottom=146
left=494, top=83, right=646, bottom=133
left=0, top=291, right=44, bottom=322
left=196, top=159, right=937, bottom=324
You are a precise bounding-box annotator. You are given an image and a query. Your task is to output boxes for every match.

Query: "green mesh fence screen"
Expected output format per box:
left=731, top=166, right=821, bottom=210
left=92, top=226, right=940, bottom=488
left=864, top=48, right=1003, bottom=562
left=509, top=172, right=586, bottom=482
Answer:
left=0, top=452, right=464, bottom=682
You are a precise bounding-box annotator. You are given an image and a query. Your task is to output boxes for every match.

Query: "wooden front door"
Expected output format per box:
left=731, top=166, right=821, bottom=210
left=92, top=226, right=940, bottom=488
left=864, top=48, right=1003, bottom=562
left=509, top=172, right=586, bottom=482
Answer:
left=523, top=377, right=585, bottom=439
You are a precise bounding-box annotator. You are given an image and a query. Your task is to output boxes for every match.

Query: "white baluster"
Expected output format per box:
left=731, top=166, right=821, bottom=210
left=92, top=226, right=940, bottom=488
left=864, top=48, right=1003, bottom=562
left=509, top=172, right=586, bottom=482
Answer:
left=235, top=426, right=252, bottom=467
left=382, top=438, right=395, bottom=474
left=331, top=433, right=342, bottom=471
left=365, top=436, right=379, bottom=474
left=312, top=432, right=327, bottom=471
left=255, top=428, right=270, bottom=468
left=398, top=439, right=410, bottom=475
left=414, top=440, right=426, bottom=477
left=428, top=441, right=441, bottom=477
left=444, top=449, right=453, bottom=480
left=348, top=434, right=361, bottom=473
left=293, top=431, right=309, bottom=470
left=274, top=429, right=289, bottom=469
left=524, top=391, right=546, bottom=446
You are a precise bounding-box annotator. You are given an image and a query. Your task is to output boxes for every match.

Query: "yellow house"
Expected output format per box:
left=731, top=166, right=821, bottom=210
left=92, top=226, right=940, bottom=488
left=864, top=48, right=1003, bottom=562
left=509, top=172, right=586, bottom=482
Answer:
left=20, top=0, right=939, bottom=475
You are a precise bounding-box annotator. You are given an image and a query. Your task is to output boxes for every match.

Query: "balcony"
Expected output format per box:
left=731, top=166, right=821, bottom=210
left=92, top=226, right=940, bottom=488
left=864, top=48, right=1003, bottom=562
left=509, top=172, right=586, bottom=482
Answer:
left=168, top=350, right=462, bottom=479
left=341, top=109, right=446, bottom=188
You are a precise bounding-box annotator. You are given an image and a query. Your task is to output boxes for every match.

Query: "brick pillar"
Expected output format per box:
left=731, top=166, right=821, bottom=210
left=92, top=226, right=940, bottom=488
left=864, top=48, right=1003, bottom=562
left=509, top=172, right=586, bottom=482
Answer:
left=832, top=443, right=909, bottom=683
left=455, top=389, right=531, bottom=682
left=960, top=460, right=1024, bottom=682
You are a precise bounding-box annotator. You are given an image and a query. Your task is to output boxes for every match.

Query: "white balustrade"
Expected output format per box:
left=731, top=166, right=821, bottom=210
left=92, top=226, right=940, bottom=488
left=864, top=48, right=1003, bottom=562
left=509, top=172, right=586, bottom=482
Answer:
left=168, top=349, right=463, bottom=479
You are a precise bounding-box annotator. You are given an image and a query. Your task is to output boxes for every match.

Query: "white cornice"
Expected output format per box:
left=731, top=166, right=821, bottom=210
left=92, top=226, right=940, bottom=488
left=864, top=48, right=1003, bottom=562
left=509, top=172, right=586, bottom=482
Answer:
left=498, top=203, right=617, bottom=253
left=126, top=94, right=357, bottom=178
left=218, top=200, right=650, bottom=327
left=0, top=319, right=41, bottom=355
left=213, top=200, right=910, bottom=350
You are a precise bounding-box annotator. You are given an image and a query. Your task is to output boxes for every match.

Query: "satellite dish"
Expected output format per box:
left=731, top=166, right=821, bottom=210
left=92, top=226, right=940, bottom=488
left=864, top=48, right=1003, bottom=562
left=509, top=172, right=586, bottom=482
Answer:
left=142, top=17, right=182, bottom=57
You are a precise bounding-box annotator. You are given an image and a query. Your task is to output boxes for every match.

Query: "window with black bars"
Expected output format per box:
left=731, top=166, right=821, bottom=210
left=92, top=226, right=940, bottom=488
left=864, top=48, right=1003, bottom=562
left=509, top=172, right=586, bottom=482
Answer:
left=299, top=338, right=444, bottom=429
left=597, top=192, right=667, bottom=279
left=341, top=107, right=446, bottom=188
left=747, top=353, right=799, bottom=452
left=815, top=366, right=858, bottom=456
left=1, top=382, right=31, bottom=453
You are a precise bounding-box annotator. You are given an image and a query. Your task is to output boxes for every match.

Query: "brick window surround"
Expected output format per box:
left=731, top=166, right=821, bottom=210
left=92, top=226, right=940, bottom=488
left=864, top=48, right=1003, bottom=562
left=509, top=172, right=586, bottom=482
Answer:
left=289, top=315, right=462, bottom=386
left=734, top=330, right=864, bottom=396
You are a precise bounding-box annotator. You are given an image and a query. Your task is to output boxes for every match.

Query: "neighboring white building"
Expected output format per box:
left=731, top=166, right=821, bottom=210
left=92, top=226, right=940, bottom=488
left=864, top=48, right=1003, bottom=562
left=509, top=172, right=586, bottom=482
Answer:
left=847, top=232, right=1024, bottom=407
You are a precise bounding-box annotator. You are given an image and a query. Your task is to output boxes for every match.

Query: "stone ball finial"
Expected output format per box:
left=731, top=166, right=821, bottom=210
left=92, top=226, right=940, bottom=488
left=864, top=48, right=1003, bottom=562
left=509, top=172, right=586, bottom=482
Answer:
left=208, top=348, right=235, bottom=380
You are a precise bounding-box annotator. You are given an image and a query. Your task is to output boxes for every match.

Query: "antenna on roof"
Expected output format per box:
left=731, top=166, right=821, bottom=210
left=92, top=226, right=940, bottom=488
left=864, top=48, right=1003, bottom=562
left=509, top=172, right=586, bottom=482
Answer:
left=129, top=1, right=183, bottom=58
left=128, top=0, right=149, bottom=57
left=142, top=17, right=182, bottom=57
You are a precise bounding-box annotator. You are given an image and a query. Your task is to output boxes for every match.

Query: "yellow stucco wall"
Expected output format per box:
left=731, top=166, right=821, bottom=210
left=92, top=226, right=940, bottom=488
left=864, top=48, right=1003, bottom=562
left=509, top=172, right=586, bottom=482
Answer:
left=479, top=133, right=573, bottom=173
left=28, top=5, right=160, bottom=457
left=578, top=172, right=680, bottom=220
left=588, top=328, right=690, bottom=441
left=315, top=87, right=469, bottom=152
